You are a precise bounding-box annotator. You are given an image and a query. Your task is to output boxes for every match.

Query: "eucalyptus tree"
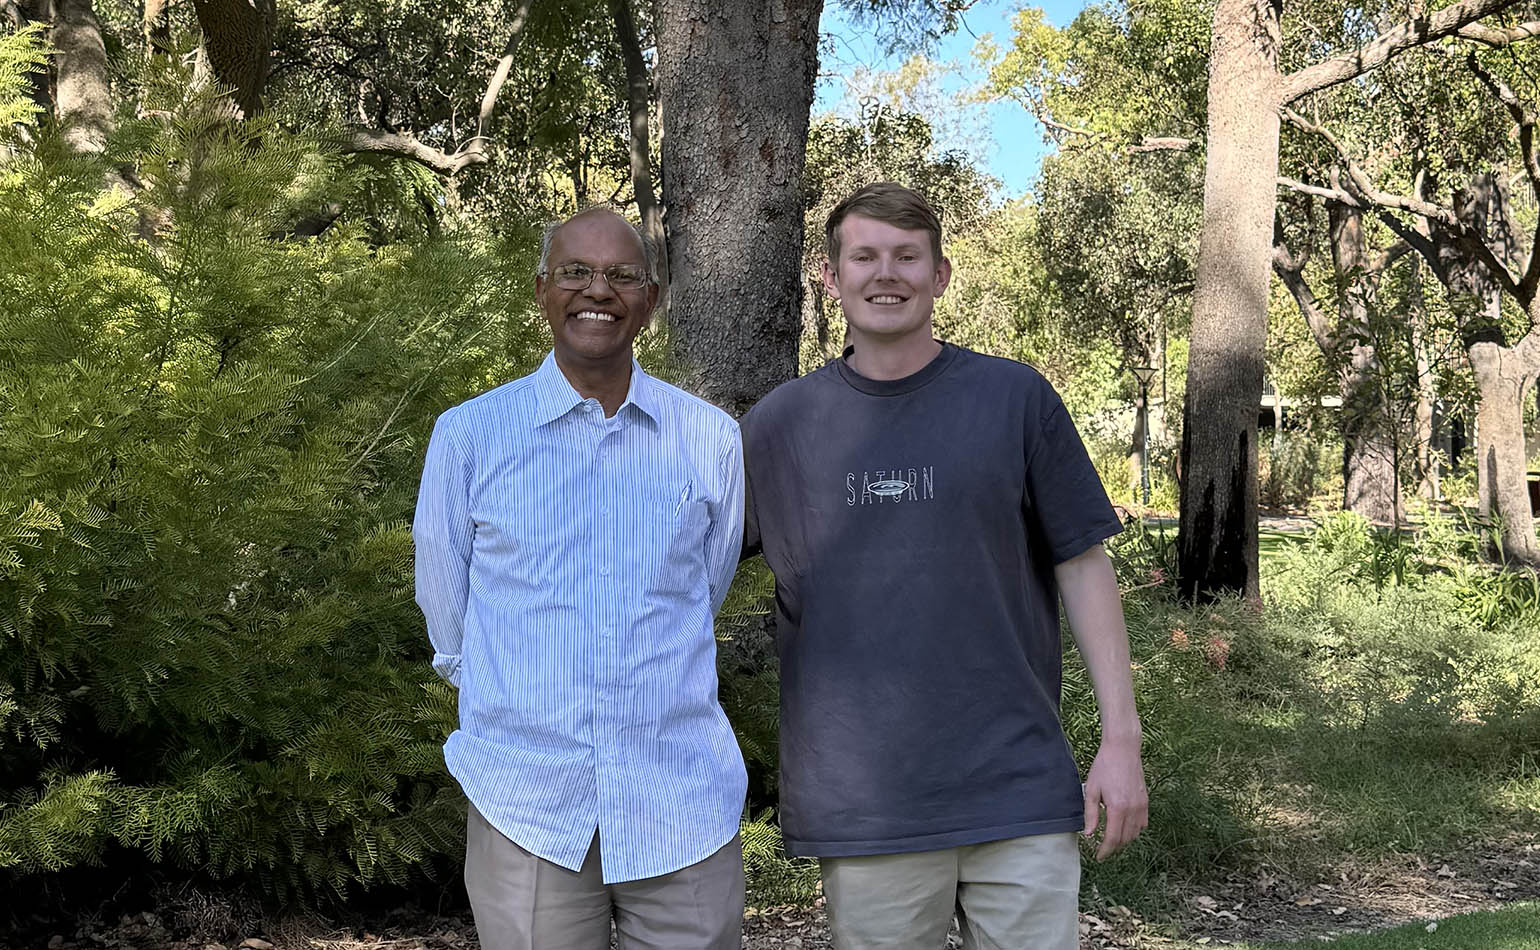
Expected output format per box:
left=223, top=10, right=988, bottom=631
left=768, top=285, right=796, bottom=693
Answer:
left=1182, top=0, right=1530, bottom=599
left=990, top=0, right=1534, bottom=597
left=1280, top=31, right=1540, bottom=565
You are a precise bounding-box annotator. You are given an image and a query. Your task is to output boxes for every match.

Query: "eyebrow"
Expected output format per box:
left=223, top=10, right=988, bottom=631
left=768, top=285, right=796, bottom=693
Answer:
left=845, top=244, right=924, bottom=255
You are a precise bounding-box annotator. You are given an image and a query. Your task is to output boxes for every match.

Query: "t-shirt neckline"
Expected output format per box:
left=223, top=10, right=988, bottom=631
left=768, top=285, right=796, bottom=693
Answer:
left=836, top=341, right=958, bottom=396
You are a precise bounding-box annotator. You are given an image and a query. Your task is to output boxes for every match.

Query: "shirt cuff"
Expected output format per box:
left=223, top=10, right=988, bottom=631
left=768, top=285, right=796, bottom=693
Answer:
left=433, top=652, right=462, bottom=688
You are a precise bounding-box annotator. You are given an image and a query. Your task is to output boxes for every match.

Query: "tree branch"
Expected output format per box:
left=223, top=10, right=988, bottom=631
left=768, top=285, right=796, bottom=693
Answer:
left=1282, top=108, right=1461, bottom=227
left=1457, top=20, right=1540, bottom=47
left=1281, top=0, right=1524, bottom=104
left=1466, top=53, right=1540, bottom=303
left=1128, top=136, right=1195, bottom=153
left=1283, top=108, right=1523, bottom=300
left=477, top=0, right=534, bottom=134
left=1374, top=209, right=1447, bottom=285
left=1272, top=217, right=1337, bottom=355
left=341, top=127, right=488, bottom=175
left=1370, top=239, right=1412, bottom=276
left=341, top=0, right=534, bottom=177
left=1277, top=176, right=1359, bottom=206
left=607, top=0, right=669, bottom=306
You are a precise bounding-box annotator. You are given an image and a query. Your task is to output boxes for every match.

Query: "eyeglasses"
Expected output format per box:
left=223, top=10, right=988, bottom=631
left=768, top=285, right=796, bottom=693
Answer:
left=545, top=263, right=650, bottom=292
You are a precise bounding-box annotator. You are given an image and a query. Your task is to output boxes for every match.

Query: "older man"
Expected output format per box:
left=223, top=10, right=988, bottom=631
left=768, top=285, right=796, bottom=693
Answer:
left=414, top=206, right=747, bottom=950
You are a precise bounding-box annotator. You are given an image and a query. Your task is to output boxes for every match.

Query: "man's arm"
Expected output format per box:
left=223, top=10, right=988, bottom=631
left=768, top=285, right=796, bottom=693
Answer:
left=1056, top=543, right=1149, bottom=859
left=413, top=413, right=475, bottom=687
left=705, top=421, right=746, bottom=614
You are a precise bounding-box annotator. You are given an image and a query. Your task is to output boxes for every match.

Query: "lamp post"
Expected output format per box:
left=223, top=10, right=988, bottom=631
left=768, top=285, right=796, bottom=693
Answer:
left=1132, top=365, right=1158, bottom=506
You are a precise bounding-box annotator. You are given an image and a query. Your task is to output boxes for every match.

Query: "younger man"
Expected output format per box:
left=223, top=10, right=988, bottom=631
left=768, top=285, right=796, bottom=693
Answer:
left=741, top=183, right=1147, bottom=948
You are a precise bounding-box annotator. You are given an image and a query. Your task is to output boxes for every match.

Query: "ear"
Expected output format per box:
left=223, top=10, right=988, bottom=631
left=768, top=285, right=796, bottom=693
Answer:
left=821, top=259, right=841, bottom=299
left=933, top=256, right=953, bottom=297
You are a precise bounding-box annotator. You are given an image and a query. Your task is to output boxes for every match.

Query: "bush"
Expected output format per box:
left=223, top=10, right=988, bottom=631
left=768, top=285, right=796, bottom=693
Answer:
left=1258, top=430, right=1340, bottom=509
left=0, top=32, right=543, bottom=895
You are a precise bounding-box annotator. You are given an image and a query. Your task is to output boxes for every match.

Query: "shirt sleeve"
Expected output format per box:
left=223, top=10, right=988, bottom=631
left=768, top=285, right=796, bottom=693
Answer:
left=706, top=419, right=747, bottom=615
left=413, top=411, right=475, bottom=687
left=1024, top=388, right=1124, bottom=564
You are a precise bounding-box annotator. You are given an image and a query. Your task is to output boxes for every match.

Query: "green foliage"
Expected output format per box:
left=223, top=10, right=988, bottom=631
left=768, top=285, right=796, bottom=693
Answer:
left=739, top=808, right=820, bottom=907
left=1242, top=902, right=1540, bottom=949
left=1074, top=525, right=1263, bottom=901
left=0, top=23, right=46, bottom=138
left=0, top=33, right=545, bottom=895
left=1258, top=430, right=1341, bottom=510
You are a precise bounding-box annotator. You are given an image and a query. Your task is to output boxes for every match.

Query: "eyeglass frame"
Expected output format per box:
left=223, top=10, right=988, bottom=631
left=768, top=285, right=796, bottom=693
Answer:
left=539, top=262, right=653, bottom=292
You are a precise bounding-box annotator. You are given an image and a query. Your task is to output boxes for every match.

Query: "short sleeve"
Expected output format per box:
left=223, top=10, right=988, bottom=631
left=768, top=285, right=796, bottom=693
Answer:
left=1023, top=388, right=1124, bottom=564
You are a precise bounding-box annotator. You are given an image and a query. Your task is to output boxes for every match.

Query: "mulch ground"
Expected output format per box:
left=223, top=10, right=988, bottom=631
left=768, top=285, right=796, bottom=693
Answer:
left=10, top=835, right=1537, bottom=949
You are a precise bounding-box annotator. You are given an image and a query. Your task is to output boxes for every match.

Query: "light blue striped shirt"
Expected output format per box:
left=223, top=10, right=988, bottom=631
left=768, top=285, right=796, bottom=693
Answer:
left=413, top=351, right=747, bottom=883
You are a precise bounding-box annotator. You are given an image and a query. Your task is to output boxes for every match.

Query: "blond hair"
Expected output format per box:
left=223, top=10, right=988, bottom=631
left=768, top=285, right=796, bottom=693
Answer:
left=825, top=182, right=944, bottom=267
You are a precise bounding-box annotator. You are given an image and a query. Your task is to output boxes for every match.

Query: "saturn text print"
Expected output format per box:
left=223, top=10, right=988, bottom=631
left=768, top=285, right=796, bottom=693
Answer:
left=846, top=467, right=936, bottom=505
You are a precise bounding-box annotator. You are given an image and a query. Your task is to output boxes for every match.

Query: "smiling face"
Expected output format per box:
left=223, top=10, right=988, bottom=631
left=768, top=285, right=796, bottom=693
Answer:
left=537, top=210, right=657, bottom=377
left=823, top=213, right=951, bottom=348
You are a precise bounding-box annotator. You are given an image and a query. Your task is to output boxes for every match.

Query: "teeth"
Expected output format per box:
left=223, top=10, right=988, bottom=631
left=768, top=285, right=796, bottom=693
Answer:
left=870, top=296, right=903, bottom=304
left=575, top=311, right=617, bottom=322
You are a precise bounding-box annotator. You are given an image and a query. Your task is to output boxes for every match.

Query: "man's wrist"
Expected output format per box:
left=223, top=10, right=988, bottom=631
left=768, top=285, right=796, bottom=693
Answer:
left=1099, top=721, right=1143, bottom=748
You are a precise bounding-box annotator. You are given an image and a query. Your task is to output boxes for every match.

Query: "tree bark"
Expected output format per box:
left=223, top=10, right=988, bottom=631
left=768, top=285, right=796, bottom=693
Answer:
left=1177, top=0, right=1531, bottom=601
left=1179, top=0, right=1279, bottom=604
left=609, top=0, right=669, bottom=310
left=53, top=0, right=112, bottom=154
left=655, top=0, right=825, bottom=415
left=188, top=0, right=274, bottom=117
left=1329, top=202, right=1401, bottom=524
left=1469, top=329, right=1540, bottom=565
left=1408, top=257, right=1441, bottom=500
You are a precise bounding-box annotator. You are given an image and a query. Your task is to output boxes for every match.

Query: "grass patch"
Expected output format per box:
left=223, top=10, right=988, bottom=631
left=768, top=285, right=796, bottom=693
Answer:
left=1211, top=902, right=1540, bottom=949
left=1077, top=513, right=1540, bottom=905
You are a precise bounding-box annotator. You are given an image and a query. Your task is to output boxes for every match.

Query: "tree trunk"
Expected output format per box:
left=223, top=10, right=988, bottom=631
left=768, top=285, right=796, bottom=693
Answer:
left=1424, top=172, right=1540, bottom=560
left=655, top=0, right=824, bottom=415
left=1329, top=202, right=1400, bottom=524
left=1469, top=329, right=1540, bottom=565
left=1408, top=257, right=1441, bottom=500
left=1129, top=389, right=1148, bottom=502
left=188, top=0, right=274, bottom=117
left=53, top=0, right=112, bottom=155
left=1178, top=0, right=1280, bottom=604
left=609, top=0, right=669, bottom=311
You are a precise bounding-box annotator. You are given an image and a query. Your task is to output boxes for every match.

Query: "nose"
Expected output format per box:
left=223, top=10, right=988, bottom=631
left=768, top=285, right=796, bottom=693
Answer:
left=582, top=272, right=618, bottom=299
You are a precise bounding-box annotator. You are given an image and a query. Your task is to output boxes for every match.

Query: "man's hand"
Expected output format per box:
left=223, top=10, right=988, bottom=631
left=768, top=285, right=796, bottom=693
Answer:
left=1081, top=737, right=1148, bottom=860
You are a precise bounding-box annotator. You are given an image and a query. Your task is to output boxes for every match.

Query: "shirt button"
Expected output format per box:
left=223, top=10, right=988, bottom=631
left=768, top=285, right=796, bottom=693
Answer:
left=599, top=566, right=609, bottom=576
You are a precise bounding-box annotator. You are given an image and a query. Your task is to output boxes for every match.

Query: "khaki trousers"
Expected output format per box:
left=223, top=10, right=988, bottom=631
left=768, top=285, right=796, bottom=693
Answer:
left=820, top=833, right=1080, bottom=950
left=465, top=804, right=744, bottom=950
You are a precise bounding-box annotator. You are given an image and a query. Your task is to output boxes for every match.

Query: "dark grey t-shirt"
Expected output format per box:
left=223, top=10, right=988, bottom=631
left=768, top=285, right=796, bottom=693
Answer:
left=741, top=343, right=1122, bottom=858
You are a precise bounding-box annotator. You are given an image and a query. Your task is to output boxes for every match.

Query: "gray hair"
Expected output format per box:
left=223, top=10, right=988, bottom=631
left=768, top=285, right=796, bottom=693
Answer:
left=537, top=205, right=659, bottom=283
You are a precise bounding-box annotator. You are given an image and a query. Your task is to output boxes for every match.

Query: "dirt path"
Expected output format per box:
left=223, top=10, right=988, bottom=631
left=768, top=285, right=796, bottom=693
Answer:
left=18, top=836, right=1536, bottom=950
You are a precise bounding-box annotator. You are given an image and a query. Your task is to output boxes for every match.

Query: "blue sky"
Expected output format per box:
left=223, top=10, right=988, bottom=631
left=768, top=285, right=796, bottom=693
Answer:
left=815, top=0, right=1091, bottom=198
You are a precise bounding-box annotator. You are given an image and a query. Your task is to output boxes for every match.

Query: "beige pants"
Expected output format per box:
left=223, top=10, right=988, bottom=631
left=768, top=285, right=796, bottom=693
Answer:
left=464, top=804, right=744, bottom=950
left=820, top=833, right=1080, bottom=950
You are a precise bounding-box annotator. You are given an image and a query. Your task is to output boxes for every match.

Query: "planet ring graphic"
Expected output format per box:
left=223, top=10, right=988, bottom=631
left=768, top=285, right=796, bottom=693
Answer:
left=868, top=479, right=911, bottom=497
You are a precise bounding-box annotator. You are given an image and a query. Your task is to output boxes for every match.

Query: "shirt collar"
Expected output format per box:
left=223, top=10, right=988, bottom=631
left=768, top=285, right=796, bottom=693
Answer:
left=530, top=350, right=660, bottom=429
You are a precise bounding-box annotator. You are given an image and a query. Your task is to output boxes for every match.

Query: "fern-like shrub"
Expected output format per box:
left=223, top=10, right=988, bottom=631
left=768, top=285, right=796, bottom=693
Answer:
left=0, top=30, right=546, bottom=895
